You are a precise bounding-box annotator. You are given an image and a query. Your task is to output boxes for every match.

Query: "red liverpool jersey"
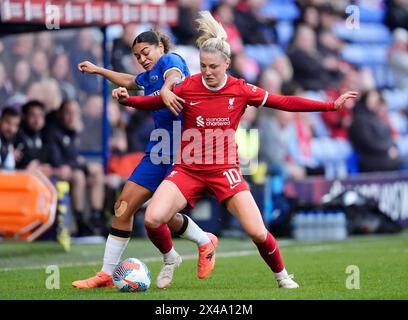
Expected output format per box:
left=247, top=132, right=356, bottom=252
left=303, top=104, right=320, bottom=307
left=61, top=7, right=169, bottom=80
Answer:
left=171, top=74, right=268, bottom=170
left=124, top=73, right=335, bottom=170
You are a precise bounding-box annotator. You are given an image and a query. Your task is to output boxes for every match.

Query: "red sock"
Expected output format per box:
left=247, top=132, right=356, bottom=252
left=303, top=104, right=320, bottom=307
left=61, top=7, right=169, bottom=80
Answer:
left=145, top=224, right=173, bottom=254
left=254, top=232, right=284, bottom=273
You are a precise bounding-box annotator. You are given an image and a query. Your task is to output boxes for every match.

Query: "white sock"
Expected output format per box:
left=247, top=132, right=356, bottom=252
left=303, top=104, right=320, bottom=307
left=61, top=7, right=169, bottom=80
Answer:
left=179, top=215, right=210, bottom=246
left=274, top=268, right=289, bottom=281
left=163, top=247, right=180, bottom=264
left=101, top=234, right=130, bottom=275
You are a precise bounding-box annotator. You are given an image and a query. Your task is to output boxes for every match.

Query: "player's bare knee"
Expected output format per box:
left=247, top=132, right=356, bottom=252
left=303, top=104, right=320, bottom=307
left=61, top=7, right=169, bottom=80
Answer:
left=144, top=210, right=163, bottom=229
left=249, top=229, right=268, bottom=244
left=114, top=200, right=128, bottom=217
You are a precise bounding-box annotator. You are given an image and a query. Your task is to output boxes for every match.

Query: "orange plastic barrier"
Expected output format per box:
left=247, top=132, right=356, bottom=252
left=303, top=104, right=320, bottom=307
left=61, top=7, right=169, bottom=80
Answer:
left=0, top=170, right=57, bottom=241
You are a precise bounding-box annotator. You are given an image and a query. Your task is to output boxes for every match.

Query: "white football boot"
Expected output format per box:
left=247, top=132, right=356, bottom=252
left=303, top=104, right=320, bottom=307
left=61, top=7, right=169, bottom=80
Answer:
left=277, top=274, right=300, bottom=289
left=156, top=254, right=182, bottom=289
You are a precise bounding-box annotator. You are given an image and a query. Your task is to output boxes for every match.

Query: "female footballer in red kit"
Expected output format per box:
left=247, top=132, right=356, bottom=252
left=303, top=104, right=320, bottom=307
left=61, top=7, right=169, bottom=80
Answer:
left=112, top=11, right=358, bottom=288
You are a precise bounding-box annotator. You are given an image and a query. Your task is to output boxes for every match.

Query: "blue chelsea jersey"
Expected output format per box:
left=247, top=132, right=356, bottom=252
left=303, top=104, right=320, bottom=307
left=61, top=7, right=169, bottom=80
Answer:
left=135, top=53, right=189, bottom=156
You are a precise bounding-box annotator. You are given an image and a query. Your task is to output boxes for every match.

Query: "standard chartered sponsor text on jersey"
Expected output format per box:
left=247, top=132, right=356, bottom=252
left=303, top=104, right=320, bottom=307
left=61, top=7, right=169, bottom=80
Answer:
left=206, top=117, right=230, bottom=126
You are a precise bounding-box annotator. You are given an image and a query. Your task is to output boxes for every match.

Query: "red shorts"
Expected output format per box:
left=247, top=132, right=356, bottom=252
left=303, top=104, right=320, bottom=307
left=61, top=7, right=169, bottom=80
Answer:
left=165, top=165, right=249, bottom=208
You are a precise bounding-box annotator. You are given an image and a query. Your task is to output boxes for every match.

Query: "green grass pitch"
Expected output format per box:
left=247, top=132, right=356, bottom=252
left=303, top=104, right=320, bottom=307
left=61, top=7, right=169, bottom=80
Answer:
left=0, top=231, right=407, bottom=300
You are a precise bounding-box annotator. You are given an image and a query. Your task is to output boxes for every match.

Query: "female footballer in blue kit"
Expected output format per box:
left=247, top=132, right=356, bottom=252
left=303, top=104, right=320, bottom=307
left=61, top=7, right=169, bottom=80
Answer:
left=72, top=30, right=217, bottom=289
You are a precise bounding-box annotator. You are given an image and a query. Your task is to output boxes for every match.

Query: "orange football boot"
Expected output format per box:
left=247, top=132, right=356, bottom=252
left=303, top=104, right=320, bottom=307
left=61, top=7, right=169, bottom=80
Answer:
left=72, top=271, right=114, bottom=289
left=197, top=233, right=218, bottom=279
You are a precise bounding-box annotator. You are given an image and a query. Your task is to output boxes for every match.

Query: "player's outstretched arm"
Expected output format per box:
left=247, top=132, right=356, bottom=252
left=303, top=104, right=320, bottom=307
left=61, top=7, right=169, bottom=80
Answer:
left=78, top=61, right=138, bottom=90
left=263, top=91, right=359, bottom=112
left=112, top=87, right=166, bottom=111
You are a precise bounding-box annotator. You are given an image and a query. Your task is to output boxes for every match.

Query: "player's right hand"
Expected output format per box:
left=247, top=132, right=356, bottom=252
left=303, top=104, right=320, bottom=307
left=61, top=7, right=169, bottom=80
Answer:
left=78, top=61, right=99, bottom=74
left=112, top=87, right=129, bottom=104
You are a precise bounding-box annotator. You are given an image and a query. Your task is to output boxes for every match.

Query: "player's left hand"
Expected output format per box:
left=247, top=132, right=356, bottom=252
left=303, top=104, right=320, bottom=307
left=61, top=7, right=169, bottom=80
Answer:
left=334, top=91, right=359, bottom=110
left=160, top=87, right=185, bottom=116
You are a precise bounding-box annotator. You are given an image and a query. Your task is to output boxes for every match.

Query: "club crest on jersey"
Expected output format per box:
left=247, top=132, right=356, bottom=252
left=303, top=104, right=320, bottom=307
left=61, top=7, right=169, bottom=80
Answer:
left=196, top=116, right=205, bottom=127
left=150, top=75, right=159, bottom=83
left=228, top=98, right=235, bottom=109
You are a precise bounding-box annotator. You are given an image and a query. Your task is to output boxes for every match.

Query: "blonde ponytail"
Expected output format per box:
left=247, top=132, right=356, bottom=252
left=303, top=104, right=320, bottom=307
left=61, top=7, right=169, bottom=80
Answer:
left=196, top=11, right=231, bottom=59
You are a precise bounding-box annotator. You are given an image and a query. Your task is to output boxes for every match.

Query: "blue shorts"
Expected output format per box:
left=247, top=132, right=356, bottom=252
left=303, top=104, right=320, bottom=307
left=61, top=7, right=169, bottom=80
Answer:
left=128, top=154, right=174, bottom=193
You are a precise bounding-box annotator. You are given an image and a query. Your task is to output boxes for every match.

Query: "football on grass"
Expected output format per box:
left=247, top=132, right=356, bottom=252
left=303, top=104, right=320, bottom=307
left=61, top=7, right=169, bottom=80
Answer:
left=112, top=258, right=151, bottom=292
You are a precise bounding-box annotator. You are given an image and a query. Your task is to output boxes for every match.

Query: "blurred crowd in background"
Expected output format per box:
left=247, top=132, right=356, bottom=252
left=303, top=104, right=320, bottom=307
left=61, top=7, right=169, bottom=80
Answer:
left=1, top=0, right=408, bottom=236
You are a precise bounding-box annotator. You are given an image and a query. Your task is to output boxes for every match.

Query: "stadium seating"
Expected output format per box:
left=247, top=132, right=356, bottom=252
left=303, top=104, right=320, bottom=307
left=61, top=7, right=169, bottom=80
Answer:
left=396, top=135, right=408, bottom=158
left=276, top=21, right=295, bottom=47
left=333, top=22, right=391, bottom=44
left=260, top=0, right=300, bottom=22
left=382, top=89, right=408, bottom=111
left=244, top=44, right=284, bottom=68
left=311, top=137, right=353, bottom=179
left=340, top=44, right=388, bottom=66
left=358, top=4, right=385, bottom=23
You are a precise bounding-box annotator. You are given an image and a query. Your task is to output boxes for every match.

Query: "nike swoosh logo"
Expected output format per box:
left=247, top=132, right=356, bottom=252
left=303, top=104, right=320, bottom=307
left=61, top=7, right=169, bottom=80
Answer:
left=190, top=101, right=201, bottom=106
left=118, top=274, right=138, bottom=289
left=230, top=183, right=240, bottom=190
left=268, top=248, right=277, bottom=255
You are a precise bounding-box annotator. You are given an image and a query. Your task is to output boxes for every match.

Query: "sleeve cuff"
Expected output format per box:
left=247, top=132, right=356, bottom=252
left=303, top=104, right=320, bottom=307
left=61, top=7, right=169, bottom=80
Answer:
left=259, top=91, right=269, bottom=108
left=327, top=102, right=336, bottom=111
left=163, top=67, right=185, bottom=81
